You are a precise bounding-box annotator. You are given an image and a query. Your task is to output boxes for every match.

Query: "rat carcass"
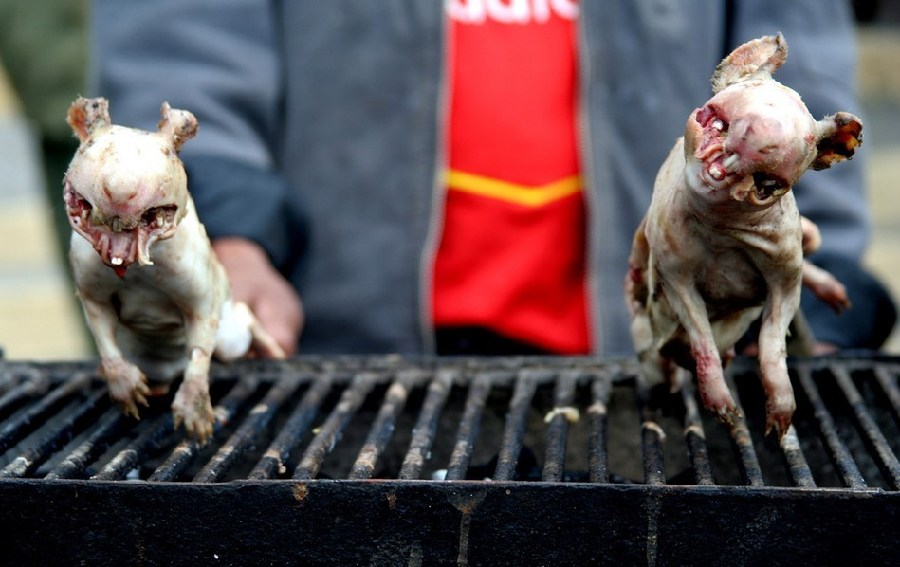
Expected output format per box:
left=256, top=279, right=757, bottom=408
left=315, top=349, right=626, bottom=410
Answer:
left=63, top=97, right=284, bottom=442
left=626, top=34, right=861, bottom=436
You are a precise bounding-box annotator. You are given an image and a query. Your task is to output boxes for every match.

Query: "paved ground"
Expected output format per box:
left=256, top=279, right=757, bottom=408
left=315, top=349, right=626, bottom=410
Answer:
left=1, top=27, right=898, bottom=360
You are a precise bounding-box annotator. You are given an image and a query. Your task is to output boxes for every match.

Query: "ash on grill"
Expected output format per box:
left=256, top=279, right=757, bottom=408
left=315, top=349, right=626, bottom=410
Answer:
left=0, top=355, right=897, bottom=488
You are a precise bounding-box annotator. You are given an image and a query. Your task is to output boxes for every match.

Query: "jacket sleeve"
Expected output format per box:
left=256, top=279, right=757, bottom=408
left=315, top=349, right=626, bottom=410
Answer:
left=90, top=0, right=305, bottom=271
left=731, top=0, right=896, bottom=348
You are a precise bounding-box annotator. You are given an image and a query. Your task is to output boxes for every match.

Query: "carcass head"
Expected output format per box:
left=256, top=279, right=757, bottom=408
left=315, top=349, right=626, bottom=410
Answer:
left=683, top=34, right=862, bottom=206
left=64, top=97, right=198, bottom=277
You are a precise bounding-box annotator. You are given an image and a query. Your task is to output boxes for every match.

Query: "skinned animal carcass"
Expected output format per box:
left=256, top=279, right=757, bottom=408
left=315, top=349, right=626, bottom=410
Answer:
left=64, top=97, right=283, bottom=442
left=626, top=34, right=860, bottom=436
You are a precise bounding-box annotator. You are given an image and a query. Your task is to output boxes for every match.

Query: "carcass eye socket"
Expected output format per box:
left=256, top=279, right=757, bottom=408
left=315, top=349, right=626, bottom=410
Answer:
left=141, top=205, right=177, bottom=229
left=696, top=106, right=728, bottom=132
left=752, top=173, right=788, bottom=198
left=65, top=187, right=93, bottom=212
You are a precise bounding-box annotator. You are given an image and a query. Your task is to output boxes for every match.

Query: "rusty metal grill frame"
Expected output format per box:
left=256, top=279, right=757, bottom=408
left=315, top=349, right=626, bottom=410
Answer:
left=0, top=354, right=898, bottom=564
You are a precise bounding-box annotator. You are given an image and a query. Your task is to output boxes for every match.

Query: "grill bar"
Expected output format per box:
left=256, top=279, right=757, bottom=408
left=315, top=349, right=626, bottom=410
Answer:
left=0, top=374, right=47, bottom=420
left=636, top=369, right=666, bottom=485
left=194, top=377, right=302, bottom=483
left=148, top=376, right=259, bottom=482
left=680, top=376, right=714, bottom=485
left=92, top=413, right=173, bottom=481
left=833, top=367, right=900, bottom=489
left=874, top=366, right=900, bottom=425
left=640, top=421, right=666, bottom=485
left=587, top=371, right=612, bottom=483
left=542, top=370, right=578, bottom=482
left=445, top=373, right=493, bottom=481
left=349, top=371, right=421, bottom=480
left=45, top=411, right=131, bottom=480
left=398, top=369, right=455, bottom=480
left=0, top=373, right=90, bottom=455
left=0, top=368, right=15, bottom=394
left=293, top=373, right=378, bottom=480
left=779, top=424, right=817, bottom=488
left=728, top=417, right=764, bottom=486
left=0, top=390, right=110, bottom=479
left=796, top=364, right=867, bottom=489
left=494, top=371, right=539, bottom=481
left=726, top=373, right=765, bottom=487
left=249, top=373, right=333, bottom=480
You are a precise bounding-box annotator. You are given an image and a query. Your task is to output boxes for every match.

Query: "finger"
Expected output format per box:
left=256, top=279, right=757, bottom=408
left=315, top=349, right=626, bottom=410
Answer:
left=248, top=306, right=297, bottom=356
left=249, top=315, right=287, bottom=359
left=252, top=289, right=303, bottom=357
left=814, top=342, right=838, bottom=355
left=268, top=328, right=298, bottom=358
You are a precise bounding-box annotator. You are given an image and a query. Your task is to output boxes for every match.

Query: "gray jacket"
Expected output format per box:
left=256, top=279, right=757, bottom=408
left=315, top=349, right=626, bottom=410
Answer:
left=92, top=0, right=893, bottom=355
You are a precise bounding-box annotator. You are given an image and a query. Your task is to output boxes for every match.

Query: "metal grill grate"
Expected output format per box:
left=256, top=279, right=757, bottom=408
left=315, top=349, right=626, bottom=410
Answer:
left=1, top=356, right=898, bottom=487
left=0, top=355, right=898, bottom=564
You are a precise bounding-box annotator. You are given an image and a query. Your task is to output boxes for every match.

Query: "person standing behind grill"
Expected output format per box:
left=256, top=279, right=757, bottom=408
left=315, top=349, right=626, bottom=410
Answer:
left=89, top=0, right=895, bottom=357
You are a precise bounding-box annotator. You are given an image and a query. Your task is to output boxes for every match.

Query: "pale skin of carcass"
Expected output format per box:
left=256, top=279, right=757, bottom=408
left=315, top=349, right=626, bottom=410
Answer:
left=626, top=35, right=861, bottom=437
left=64, top=98, right=284, bottom=443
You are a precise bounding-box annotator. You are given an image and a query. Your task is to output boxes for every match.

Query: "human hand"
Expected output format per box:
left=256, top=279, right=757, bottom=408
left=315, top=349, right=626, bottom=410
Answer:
left=212, top=237, right=303, bottom=356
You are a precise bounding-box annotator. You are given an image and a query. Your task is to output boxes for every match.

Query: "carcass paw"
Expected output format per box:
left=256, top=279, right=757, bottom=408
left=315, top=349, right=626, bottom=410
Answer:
left=172, top=382, right=215, bottom=444
left=100, top=357, right=150, bottom=419
left=698, top=380, right=741, bottom=425
left=765, top=399, right=796, bottom=439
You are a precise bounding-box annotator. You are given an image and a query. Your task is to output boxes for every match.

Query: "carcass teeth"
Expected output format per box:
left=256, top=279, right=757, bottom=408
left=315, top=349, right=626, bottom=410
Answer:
left=111, top=257, right=124, bottom=266
left=712, top=119, right=724, bottom=131
left=155, top=210, right=165, bottom=227
left=709, top=164, right=726, bottom=180
left=723, top=154, right=740, bottom=172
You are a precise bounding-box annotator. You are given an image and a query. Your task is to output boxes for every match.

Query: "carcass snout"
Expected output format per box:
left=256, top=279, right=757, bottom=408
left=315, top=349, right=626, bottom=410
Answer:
left=727, top=115, right=785, bottom=162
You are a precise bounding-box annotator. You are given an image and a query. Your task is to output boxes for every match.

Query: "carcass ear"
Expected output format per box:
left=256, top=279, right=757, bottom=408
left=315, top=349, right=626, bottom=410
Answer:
left=157, top=101, right=198, bottom=152
left=812, top=112, right=863, bottom=170
left=66, top=97, right=111, bottom=142
left=711, top=33, right=787, bottom=94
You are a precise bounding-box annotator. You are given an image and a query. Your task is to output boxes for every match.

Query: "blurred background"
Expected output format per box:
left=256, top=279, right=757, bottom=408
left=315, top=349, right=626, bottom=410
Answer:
left=0, top=2, right=898, bottom=360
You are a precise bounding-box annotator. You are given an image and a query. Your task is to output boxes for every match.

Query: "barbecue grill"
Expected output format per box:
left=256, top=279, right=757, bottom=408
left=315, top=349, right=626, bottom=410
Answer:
left=0, top=354, right=897, bottom=565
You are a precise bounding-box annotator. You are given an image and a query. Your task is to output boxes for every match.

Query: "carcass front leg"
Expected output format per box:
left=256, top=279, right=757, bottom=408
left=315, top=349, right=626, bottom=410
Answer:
left=758, top=284, right=801, bottom=437
left=690, top=338, right=738, bottom=422
left=172, top=317, right=217, bottom=443
left=667, top=286, right=739, bottom=422
left=80, top=296, right=150, bottom=418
